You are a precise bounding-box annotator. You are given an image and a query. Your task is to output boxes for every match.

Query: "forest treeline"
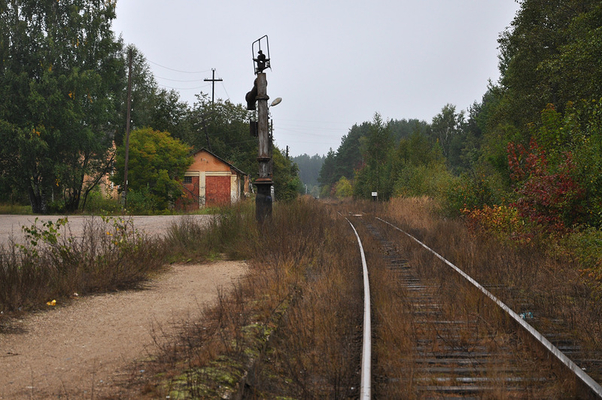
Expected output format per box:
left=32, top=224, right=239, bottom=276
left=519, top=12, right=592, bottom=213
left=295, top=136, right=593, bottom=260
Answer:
left=318, top=0, right=602, bottom=288
left=290, top=153, right=325, bottom=198
left=0, top=1, right=300, bottom=214
left=320, top=0, right=602, bottom=228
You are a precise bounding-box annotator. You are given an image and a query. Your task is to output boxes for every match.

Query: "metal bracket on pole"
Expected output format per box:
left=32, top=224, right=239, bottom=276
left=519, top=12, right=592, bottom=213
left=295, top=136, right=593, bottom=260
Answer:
left=252, top=35, right=271, bottom=75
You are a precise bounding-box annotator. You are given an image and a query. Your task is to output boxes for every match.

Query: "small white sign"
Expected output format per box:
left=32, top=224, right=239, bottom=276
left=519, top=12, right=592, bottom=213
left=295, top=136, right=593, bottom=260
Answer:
left=371, top=192, right=378, bottom=197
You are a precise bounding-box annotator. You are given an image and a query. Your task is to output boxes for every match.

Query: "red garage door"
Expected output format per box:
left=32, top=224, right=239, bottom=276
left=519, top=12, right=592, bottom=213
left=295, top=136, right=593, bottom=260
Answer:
left=206, top=176, right=231, bottom=207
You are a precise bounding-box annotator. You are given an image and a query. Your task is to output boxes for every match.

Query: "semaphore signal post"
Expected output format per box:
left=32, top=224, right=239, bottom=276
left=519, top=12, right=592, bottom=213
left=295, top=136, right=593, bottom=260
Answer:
left=246, top=35, right=273, bottom=223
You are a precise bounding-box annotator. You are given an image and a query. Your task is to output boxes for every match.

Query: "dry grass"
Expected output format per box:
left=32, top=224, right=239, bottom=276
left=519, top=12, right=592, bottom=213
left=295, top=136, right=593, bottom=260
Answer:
left=125, top=199, right=364, bottom=399
left=146, top=196, right=595, bottom=398
left=163, top=203, right=257, bottom=263
left=6, top=196, right=598, bottom=398
left=0, top=216, right=167, bottom=318
left=371, top=196, right=601, bottom=396
left=386, top=197, right=600, bottom=332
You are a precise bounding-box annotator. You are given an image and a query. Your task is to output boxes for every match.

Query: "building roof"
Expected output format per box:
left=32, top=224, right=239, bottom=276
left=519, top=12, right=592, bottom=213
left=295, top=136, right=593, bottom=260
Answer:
left=192, top=148, right=247, bottom=176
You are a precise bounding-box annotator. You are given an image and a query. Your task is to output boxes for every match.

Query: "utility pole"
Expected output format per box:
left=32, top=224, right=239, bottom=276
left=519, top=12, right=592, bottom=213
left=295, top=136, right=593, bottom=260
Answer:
left=122, top=47, right=133, bottom=210
left=204, top=68, right=223, bottom=103
left=246, top=35, right=272, bottom=223
left=255, top=72, right=271, bottom=222
left=201, top=69, right=221, bottom=151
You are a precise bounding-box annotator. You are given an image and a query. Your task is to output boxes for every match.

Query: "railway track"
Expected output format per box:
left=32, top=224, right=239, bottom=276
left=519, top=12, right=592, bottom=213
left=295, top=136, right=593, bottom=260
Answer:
left=347, top=213, right=602, bottom=399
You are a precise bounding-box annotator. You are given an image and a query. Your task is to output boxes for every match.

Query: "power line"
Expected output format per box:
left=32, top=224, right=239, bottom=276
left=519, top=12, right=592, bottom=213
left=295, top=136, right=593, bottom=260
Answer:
left=275, top=126, right=347, bottom=137
left=157, top=83, right=211, bottom=91
left=155, top=76, right=207, bottom=83
left=147, top=59, right=210, bottom=74
left=219, top=80, right=231, bottom=101
left=146, top=60, right=231, bottom=102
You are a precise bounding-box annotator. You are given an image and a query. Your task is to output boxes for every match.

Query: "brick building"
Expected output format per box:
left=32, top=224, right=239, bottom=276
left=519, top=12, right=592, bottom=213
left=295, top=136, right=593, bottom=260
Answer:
left=178, top=149, right=249, bottom=210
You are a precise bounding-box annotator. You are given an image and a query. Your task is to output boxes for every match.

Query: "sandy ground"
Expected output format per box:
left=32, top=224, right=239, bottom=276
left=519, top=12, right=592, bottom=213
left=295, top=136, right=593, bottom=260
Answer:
left=0, top=215, right=247, bottom=399
left=0, top=262, right=248, bottom=399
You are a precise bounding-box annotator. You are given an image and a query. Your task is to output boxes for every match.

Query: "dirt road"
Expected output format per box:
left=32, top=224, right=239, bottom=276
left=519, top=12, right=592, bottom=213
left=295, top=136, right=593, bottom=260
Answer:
left=0, top=214, right=213, bottom=247
left=0, top=215, right=246, bottom=399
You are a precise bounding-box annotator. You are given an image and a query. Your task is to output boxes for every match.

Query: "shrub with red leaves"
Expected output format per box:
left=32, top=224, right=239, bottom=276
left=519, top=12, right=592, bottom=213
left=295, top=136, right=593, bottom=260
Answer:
left=507, top=138, right=586, bottom=232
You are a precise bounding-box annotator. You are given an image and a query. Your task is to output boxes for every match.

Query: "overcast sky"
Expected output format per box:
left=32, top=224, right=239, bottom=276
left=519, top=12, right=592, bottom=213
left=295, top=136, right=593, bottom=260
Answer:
left=112, top=1, right=520, bottom=157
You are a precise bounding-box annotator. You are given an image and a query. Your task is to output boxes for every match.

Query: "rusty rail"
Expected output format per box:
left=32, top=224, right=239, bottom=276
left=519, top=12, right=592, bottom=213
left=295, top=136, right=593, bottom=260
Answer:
left=377, top=217, right=602, bottom=398
left=346, top=218, right=371, bottom=399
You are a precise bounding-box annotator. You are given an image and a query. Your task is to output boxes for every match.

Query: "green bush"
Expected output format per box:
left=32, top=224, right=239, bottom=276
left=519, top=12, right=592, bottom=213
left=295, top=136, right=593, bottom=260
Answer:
left=82, top=190, right=121, bottom=214
left=112, top=128, right=193, bottom=211
left=443, top=174, right=498, bottom=217
left=126, top=187, right=162, bottom=214
left=319, top=185, right=332, bottom=199
left=334, top=176, right=353, bottom=198
left=393, top=163, right=453, bottom=200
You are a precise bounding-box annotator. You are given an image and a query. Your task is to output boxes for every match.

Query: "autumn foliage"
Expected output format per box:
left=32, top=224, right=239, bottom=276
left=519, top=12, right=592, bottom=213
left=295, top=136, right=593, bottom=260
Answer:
left=507, top=138, right=585, bottom=233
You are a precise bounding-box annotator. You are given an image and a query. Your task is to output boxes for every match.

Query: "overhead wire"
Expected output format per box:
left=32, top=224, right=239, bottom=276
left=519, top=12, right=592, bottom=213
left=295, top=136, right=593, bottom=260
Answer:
left=155, top=76, right=208, bottom=83
left=218, top=74, right=231, bottom=101
left=274, top=125, right=347, bottom=139
left=146, top=59, right=343, bottom=152
left=276, top=124, right=349, bottom=134
left=157, top=83, right=211, bottom=91
left=147, top=58, right=231, bottom=101
left=147, top=59, right=210, bottom=75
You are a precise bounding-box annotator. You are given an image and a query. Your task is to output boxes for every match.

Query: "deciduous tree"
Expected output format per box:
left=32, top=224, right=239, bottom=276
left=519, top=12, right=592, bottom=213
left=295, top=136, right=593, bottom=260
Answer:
left=0, top=0, right=123, bottom=213
left=112, top=128, right=193, bottom=211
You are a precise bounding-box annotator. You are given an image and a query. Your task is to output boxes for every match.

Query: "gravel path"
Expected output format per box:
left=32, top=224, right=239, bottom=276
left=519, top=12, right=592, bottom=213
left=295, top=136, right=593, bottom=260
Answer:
left=0, top=261, right=247, bottom=399
left=0, top=215, right=246, bottom=399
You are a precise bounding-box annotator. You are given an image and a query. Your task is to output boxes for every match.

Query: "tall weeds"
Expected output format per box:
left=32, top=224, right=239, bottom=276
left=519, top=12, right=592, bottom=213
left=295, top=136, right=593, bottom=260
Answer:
left=247, top=201, right=362, bottom=398
left=1, top=201, right=366, bottom=398
left=143, top=199, right=364, bottom=399
left=384, top=196, right=602, bottom=385
left=0, top=216, right=166, bottom=315
left=164, top=203, right=257, bottom=262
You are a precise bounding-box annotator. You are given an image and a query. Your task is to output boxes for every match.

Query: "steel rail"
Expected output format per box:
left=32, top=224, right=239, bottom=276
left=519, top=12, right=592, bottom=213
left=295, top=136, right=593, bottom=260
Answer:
left=377, top=217, right=602, bottom=398
left=346, top=218, right=371, bottom=400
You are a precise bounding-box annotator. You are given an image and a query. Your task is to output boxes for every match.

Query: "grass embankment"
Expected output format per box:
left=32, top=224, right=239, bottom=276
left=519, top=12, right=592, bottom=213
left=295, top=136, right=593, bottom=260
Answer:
left=0, top=203, right=32, bottom=215
left=393, top=198, right=602, bottom=351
